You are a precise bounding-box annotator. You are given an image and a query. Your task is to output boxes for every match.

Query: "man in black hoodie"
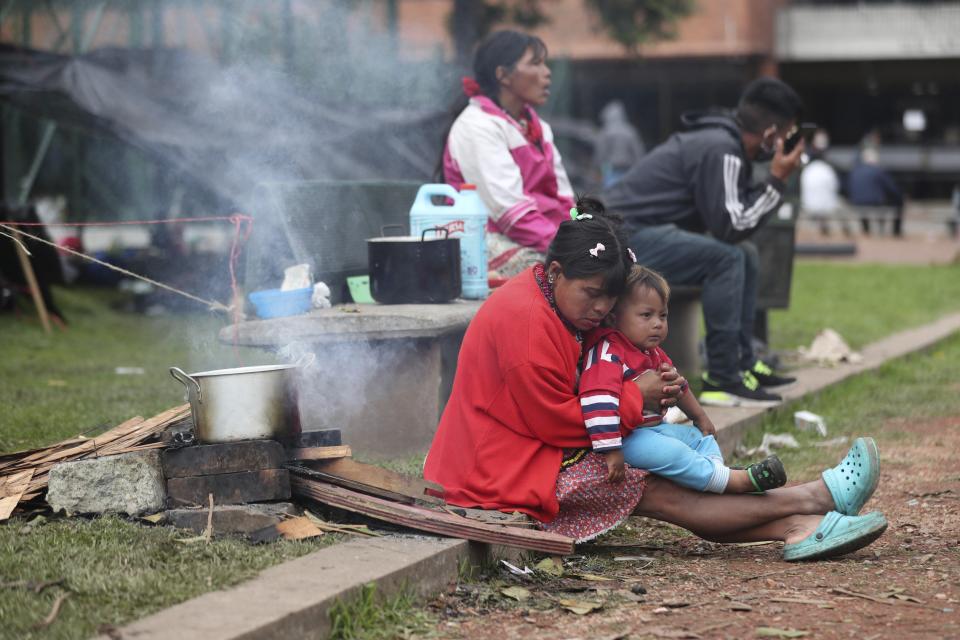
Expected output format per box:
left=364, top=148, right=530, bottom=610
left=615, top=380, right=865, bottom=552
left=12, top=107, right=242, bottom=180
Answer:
left=603, top=78, right=805, bottom=407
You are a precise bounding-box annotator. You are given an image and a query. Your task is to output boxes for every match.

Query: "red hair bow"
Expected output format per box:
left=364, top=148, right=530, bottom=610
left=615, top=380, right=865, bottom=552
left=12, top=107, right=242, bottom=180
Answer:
left=462, top=77, right=482, bottom=97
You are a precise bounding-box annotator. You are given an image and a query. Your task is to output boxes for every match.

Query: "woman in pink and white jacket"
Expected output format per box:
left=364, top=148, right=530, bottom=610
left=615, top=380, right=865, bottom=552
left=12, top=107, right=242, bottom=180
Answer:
left=442, top=30, right=576, bottom=280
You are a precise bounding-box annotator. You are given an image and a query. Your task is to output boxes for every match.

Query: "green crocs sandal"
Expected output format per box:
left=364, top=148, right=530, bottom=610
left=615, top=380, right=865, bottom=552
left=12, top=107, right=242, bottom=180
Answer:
left=783, top=511, right=887, bottom=562
left=822, top=437, right=880, bottom=515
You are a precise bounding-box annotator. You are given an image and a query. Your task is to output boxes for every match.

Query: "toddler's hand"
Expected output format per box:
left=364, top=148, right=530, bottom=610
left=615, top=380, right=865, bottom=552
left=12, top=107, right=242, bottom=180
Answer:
left=605, top=449, right=626, bottom=483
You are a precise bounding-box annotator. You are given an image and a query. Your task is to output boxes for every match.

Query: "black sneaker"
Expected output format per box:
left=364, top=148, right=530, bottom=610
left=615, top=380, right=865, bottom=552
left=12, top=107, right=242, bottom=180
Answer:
left=749, top=360, right=796, bottom=387
left=746, top=455, right=788, bottom=492
left=699, top=373, right=782, bottom=408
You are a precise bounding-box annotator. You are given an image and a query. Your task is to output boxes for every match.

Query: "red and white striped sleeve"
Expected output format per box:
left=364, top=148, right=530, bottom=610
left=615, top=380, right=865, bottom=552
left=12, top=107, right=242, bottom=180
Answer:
left=579, top=338, right=627, bottom=452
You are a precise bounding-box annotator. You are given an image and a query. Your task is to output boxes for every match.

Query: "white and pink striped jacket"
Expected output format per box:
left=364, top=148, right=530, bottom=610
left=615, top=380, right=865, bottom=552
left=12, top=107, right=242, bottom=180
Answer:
left=443, top=96, right=575, bottom=268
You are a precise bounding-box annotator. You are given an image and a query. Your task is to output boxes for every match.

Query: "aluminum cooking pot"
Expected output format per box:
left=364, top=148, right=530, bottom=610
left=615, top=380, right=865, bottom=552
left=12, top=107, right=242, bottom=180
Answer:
left=368, top=225, right=461, bottom=304
left=169, top=355, right=313, bottom=443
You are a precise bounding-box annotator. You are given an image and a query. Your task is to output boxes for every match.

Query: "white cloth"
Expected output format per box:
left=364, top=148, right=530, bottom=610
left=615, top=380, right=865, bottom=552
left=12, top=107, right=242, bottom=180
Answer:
left=800, top=159, right=840, bottom=214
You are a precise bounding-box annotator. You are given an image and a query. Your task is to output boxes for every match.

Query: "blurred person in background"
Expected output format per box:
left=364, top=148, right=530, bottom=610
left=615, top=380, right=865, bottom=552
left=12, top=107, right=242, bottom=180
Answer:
left=847, top=147, right=904, bottom=237
left=800, top=129, right=847, bottom=236
left=594, top=100, right=645, bottom=188
left=950, top=184, right=959, bottom=239
left=441, top=30, right=575, bottom=280
left=603, top=78, right=805, bottom=408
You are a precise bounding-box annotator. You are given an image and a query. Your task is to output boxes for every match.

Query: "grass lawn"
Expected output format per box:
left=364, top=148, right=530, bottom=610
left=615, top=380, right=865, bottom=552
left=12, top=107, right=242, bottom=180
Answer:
left=768, top=260, right=960, bottom=352
left=0, top=516, right=338, bottom=640
left=1, top=261, right=959, bottom=639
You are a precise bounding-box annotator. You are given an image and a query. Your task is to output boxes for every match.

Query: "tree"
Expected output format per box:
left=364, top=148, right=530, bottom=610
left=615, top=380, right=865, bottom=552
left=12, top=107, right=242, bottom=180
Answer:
left=449, top=0, right=695, bottom=63
left=583, top=0, right=696, bottom=51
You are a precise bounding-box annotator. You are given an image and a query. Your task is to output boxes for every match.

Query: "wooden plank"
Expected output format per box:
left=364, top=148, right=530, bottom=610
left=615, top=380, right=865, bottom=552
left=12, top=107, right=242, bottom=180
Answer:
left=167, top=469, right=291, bottom=506
left=0, top=470, right=34, bottom=520
left=286, top=445, right=352, bottom=461
left=291, top=476, right=574, bottom=555
left=162, top=441, right=284, bottom=478
left=308, top=458, right=444, bottom=505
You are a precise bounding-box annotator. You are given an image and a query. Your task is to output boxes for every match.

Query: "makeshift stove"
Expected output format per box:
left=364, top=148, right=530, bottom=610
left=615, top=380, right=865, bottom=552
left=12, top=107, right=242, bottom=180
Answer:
left=0, top=405, right=574, bottom=554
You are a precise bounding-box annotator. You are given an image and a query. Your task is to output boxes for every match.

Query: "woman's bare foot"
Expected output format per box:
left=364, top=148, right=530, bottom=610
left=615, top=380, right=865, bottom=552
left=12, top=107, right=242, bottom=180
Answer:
left=781, top=514, right=822, bottom=544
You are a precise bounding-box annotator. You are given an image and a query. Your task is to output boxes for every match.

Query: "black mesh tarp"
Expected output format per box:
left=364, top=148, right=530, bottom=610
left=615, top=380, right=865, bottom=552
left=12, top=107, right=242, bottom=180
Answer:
left=0, top=44, right=447, bottom=207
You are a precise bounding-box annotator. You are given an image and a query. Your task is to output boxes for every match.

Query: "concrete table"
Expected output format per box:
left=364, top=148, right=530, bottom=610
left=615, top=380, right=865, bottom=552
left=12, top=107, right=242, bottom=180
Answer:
left=219, top=301, right=483, bottom=458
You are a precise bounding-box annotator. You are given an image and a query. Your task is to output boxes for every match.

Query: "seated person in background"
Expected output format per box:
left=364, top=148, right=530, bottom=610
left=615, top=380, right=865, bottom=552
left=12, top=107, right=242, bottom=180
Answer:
left=603, top=77, right=806, bottom=408
left=846, top=147, right=904, bottom=237
left=580, top=262, right=786, bottom=493
left=442, top=30, right=575, bottom=280
left=800, top=129, right=848, bottom=236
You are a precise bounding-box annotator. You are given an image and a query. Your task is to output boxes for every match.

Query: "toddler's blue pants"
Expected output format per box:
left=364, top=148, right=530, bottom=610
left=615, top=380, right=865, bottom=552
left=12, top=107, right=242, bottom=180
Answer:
left=621, top=423, right=730, bottom=493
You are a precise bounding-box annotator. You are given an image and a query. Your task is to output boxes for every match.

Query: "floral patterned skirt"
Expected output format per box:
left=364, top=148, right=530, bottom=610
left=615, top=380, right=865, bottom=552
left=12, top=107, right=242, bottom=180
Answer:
left=540, top=451, right=648, bottom=543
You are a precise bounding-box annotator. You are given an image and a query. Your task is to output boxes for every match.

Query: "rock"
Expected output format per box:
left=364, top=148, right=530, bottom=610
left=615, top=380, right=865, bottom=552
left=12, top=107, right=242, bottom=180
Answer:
left=47, top=451, right=166, bottom=516
left=166, top=503, right=300, bottom=536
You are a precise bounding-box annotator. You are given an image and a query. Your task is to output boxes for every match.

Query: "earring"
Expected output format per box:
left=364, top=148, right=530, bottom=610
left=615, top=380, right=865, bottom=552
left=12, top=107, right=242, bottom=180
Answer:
left=548, top=275, right=555, bottom=285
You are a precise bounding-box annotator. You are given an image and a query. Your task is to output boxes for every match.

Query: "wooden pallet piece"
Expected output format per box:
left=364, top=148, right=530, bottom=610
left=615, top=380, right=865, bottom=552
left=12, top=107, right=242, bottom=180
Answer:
left=286, top=445, right=352, bottom=461
left=303, top=458, right=444, bottom=505
left=291, top=476, right=574, bottom=555
left=162, top=440, right=285, bottom=478
left=167, top=469, right=291, bottom=506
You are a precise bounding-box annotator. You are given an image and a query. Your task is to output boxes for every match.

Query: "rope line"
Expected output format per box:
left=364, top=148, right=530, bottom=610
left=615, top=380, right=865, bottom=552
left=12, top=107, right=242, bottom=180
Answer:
left=0, top=217, right=254, bottom=315
left=0, top=215, right=253, bottom=227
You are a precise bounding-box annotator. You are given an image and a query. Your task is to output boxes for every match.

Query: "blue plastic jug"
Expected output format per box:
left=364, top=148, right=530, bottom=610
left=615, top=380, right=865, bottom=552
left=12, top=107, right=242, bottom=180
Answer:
left=409, top=183, right=489, bottom=299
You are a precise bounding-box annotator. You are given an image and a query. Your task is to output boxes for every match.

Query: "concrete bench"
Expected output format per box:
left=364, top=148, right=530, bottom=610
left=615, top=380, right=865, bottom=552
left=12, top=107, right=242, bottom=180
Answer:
left=220, top=301, right=482, bottom=458
left=661, top=285, right=702, bottom=380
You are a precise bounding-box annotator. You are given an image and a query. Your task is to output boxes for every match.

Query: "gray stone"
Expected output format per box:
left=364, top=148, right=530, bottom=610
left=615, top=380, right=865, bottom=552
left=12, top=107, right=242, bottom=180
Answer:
left=166, top=503, right=300, bottom=536
left=47, top=450, right=166, bottom=516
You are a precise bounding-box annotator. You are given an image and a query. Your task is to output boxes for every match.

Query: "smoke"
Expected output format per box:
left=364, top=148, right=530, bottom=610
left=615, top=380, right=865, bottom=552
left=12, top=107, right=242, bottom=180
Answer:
left=160, top=2, right=465, bottom=445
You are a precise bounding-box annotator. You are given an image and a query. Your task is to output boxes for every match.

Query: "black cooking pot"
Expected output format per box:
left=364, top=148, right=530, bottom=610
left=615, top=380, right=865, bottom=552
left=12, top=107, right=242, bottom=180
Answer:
left=368, top=226, right=461, bottom=304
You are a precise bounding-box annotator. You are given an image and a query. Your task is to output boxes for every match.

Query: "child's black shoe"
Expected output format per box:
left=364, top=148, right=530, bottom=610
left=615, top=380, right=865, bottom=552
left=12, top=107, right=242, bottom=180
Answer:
left=746, top=455, right=787, bottom=492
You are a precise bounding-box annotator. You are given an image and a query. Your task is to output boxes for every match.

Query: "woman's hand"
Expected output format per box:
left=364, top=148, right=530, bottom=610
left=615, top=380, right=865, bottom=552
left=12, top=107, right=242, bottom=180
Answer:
left=634, top=364, right=686, bottom=412
left=604, top=450, right=626, bottom=483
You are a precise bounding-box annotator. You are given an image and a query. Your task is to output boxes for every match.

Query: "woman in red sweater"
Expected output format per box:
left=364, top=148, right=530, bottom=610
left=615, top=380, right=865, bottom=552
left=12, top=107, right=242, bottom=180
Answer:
left=425, top=197, right=887, bottom=561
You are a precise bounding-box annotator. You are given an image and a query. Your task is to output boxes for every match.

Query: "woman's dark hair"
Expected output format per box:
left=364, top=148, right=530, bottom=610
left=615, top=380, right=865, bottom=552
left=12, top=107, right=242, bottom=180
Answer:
left=472, top=30, right=547, bottom=99
left=434, top=30, right=547, bottom=180
left=545, top=196, right=633, bottom=297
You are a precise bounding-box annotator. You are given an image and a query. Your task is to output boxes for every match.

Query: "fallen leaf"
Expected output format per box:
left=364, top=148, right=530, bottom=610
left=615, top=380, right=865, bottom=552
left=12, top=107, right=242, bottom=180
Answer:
left=501, top=586, right=531, bottom=601
left=755, top=628, right=808, bottom=638
left=275, top=516, right=325, bottom=540
left=140, top=513, right=165, bottom=524
left=558, top=598, right=603, bottom=615
left=571, top=573, right=614, bottom=582
left=534, top=557, right=564, bottom=577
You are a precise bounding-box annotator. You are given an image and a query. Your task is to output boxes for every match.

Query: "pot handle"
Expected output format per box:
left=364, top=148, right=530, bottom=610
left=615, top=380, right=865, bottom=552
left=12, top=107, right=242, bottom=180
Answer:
left=380, top=224, right=406, bottom=237
left=421, top=226, right=450, bottom=241
left=294, top=353, right=317, bottom=369
left=169, top=367, right=202, bottom=403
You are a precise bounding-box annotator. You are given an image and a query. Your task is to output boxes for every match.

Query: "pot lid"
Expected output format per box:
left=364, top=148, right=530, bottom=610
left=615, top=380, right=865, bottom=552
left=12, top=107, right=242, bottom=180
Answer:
left=367, top=236, right=452, bottom=243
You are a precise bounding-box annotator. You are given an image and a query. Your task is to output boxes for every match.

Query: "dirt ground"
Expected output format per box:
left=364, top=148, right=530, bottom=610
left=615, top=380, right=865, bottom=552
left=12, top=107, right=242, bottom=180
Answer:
left=417, top=416, right=960, bottom=640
